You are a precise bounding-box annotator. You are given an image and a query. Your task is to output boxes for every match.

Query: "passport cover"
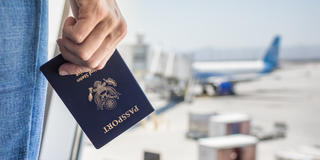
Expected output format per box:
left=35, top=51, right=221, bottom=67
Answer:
left=40, top=50, right=154, bottom=149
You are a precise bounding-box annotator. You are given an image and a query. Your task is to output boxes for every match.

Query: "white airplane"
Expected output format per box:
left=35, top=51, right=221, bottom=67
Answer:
left=192, top=36, right=281, bottom=95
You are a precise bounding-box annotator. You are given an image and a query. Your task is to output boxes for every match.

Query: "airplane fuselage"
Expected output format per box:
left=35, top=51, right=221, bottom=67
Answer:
left=193, top=61, right=265, bottom=75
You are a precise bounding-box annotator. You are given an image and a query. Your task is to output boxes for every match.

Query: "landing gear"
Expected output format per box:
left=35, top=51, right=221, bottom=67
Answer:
left=200, top=82, right=235, bottom=96
left=215, top=82, right=235, bottom=96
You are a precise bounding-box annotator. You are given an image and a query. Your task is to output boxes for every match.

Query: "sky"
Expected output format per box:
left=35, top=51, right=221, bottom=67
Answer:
left=118, top=0, right=320, bottom=52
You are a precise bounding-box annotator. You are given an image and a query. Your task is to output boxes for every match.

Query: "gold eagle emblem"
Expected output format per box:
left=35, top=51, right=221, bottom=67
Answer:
left=88, top=78, right=120, bottom=110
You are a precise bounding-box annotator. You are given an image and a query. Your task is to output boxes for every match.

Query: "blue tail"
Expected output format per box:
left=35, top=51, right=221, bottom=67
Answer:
left=263, top=36, right=281, bottom=68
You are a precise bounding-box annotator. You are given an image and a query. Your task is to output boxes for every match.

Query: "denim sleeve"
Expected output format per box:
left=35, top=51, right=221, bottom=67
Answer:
left=0, top=0, right=48, bottom=159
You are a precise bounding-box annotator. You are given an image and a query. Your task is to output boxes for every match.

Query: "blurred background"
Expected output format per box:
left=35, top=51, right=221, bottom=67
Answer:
left=40, top=0, right=320, bottom=160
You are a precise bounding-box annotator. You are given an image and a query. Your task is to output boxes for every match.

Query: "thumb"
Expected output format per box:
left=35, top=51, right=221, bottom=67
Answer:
left=59, top=63, right=92, bottom=76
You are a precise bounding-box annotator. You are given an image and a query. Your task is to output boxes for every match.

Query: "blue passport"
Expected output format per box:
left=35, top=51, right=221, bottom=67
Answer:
left=40, top=50, right=154, bottom=149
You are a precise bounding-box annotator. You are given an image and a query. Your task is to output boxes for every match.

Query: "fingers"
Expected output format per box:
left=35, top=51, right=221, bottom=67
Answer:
left=95, top=25, right=128, bottom=69
left=63, top=0, right=106, bottom=43
left=58, top=34, right=114, bottom=76
left=57, top=39, right=92, bottom=75
left=83, top=36, right=113, bottom=69
left=96, top=49, right=114, bottom=70
left=59, top=63, right=92, bottom=76
left=57, top=35, right=112, bottom=76
left=61, top=19, right=116, bottom=62
left=57, top=0, right=127, bottom=76
left=63, top=16, right=100, bottom=44
left=83, top=21, right=127, bottom=70
left=57, top=39, right=82, bottom=66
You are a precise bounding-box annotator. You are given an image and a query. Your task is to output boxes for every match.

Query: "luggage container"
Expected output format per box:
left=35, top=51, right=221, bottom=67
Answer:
left=198, top=134, right=258, bottom=160
left=187, top=110, right=218, bottom=139
left=208, top=113, right=250, bottom=137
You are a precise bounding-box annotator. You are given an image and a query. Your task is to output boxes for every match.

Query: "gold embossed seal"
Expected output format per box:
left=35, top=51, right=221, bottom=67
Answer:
left=88, top=78, right=120, bottom=110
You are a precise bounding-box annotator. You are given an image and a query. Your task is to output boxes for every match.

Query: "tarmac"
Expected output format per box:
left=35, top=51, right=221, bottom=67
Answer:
left=80, top=62, right=320, bottom=160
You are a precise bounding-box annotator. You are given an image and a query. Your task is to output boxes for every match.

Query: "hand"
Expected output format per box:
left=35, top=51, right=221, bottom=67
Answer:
left=57, top=0, right=127, bottom=76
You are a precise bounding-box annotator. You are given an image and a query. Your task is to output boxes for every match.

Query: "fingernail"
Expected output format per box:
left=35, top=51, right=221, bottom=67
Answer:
left=59, top=70, right=68, bottom=76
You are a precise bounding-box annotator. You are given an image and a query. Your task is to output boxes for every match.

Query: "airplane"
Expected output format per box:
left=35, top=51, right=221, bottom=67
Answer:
left=192, top=36, right=281, bottom=95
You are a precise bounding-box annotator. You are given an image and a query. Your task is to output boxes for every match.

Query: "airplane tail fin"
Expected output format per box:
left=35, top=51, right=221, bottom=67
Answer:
left=263, top=36, right=281, bottom=68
